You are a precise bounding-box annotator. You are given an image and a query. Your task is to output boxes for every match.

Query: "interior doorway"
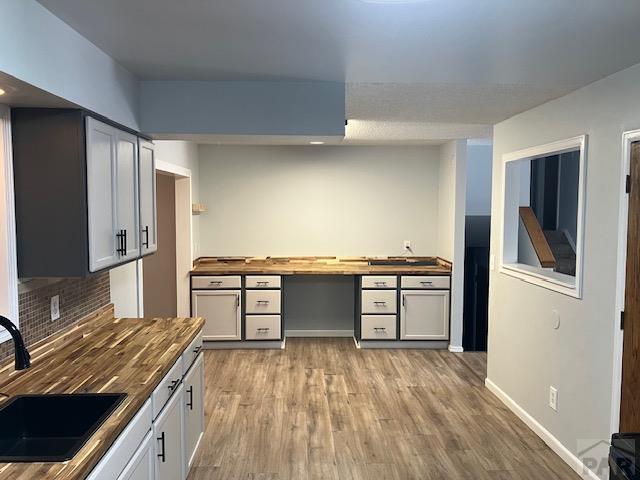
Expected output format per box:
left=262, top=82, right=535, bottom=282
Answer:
left=143, top=172, right=177, bottom=317
left=620, top=140, right=640, bottom=431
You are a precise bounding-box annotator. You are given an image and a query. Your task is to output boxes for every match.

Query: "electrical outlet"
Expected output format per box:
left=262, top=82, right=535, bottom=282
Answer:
left=50, top=295, right=60, bottom=321
left=404, top=240, right=411, bottom=251
left=549, top=386, right=558, bottom=412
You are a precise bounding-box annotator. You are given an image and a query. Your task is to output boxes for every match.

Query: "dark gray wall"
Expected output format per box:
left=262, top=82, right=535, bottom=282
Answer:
left=283, top=276, right=355, bottom=333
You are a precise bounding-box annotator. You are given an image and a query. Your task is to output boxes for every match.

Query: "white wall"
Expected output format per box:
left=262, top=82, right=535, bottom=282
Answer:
left=437, top=140, right=467, bottom=350
left=488, top=62, right=640, bottom=478
left=466, top=144, right=493, bottom=216
left=197, top=145, right=442, bottom=257
left=155, top=141, right=200, bottom=258
left=0, top=0, right=139, bottom=130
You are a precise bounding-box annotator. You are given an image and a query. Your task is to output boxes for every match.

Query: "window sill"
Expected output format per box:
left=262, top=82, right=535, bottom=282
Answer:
left=500, top=263, right=582, bottom=299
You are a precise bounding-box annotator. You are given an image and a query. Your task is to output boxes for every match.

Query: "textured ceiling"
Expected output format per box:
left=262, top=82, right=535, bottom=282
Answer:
left=35, top=0, right=640, bottom=143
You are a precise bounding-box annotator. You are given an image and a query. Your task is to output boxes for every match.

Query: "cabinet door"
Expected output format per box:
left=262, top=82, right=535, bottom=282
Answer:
left=86, top=117, right=119, bottom=272
left=138, top=139, right=157, bottom=255
left=183, top=354, right=204, bottom=475
left=154, top=389, right=184, bottom=480
left=118, top=431, right=153, bottom=480
left=400, top=291, right=450, bottom=340
left=191, top=291, right=241, bottom=341
left=115, top=130, right=140, bottom=258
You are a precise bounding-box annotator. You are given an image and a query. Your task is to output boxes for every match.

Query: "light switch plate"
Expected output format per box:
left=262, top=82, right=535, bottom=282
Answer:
left=50, top=295, right=60, bottom=321
left=549, top=386, right=558, bottom=411
left=489, top=254, right=496, bottom=271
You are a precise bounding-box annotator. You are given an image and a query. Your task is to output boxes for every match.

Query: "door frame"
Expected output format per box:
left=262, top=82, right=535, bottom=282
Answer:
left=611, top=129, right=640, bottom=435
left=152, top=160, right=193, bottom=318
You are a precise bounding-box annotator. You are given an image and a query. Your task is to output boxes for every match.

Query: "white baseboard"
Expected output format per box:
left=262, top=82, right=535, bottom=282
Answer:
left=285, top=329, right=354, bottom=337
left=448, top=345, right=464, bottom=353
left=485, top=379, right=600, bottom=480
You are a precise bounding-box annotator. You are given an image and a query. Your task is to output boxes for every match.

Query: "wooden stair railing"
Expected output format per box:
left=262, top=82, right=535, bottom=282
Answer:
left=519, top=207, right=556, bottom=269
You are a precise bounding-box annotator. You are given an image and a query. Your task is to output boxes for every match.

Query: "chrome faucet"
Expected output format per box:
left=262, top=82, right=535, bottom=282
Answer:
left=0, top=316, right=30, bottom=370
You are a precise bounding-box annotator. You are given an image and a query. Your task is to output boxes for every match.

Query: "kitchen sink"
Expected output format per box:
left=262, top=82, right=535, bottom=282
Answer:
left=0, top=393, right=126, bottom=462
left=368, top=259, right=438, bottom=267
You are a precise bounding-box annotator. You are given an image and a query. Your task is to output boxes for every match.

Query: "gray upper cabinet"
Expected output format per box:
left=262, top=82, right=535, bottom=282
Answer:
left=12, top=108, right=156, bottom=278
left=138, top=139, right=158, bottom=256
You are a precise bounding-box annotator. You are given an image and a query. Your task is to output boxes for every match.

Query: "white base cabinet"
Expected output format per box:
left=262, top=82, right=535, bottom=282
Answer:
left=400, top=290, right=450, bottom=340
left=192, top=290, right=241, bottom=341
left=118, top=432, right=154, bottom=480
left=183, top=354, right=204, bottom=474
left=88, top=332, right=204, bottom=480
left=154, top=389, right=184, bottom=480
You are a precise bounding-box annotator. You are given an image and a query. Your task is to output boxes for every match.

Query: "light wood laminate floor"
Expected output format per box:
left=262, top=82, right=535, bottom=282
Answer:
left=188, top=338, right=578, bottom=480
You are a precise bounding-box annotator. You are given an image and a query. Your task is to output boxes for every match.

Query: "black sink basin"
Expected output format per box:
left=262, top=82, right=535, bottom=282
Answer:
left=0, top=393, right=126, bottom=462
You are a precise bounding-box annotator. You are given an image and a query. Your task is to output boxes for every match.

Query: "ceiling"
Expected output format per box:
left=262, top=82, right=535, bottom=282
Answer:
left=36, top=0, right=640, bottom=143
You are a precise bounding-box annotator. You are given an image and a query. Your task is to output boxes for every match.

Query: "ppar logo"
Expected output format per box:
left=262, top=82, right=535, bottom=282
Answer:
left=577, top=439, right=612, bottom=477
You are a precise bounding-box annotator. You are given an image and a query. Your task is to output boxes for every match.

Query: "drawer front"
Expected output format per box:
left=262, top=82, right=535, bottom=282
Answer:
left=246, top=275, right=281, bottom=289
left=361, top=276, right=397, bottom=289
left=245, top=315, right=282, bottom=340
left=361, top=290, right=397, bottom=314
left=86, top=399, right=152, bottom=480
left=401, top=276, right=450, bottom=289
left=152, top=357, right=183, bottom=419
left=182, top=331, right=203, bottom=375
left=246, top=290, right=281, bottom=314
left=191, top=275, right=241, bottom=289
left=361, top=315, right=397, bottom=340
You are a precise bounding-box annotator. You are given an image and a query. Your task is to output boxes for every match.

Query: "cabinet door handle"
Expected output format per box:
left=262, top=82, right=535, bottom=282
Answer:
left=402, top=294, right=406, bottom=307
left=116, top=230, right=125, bottom=255
left=236, top=294, right=240, bottom=308
left=142, top=226, right=149, bottom=248
left=187, top=386, right=194, bottom=410
left=157, top=432, right=166, bottom=462
left=122, top=229, right=127, bottom=255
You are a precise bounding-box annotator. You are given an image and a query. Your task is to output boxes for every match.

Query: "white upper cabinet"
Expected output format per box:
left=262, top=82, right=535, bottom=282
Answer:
left=115, top=130, right=140, bottom=259
left=138, top=140, right=157, bottom=255
left=86, top=117, right=120, bottom=272
left=84, top=115, right=159, bottom=273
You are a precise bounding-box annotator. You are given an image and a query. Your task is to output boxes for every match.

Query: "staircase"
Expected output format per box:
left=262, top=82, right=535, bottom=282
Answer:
left=544, top=230, right=576, bottom=276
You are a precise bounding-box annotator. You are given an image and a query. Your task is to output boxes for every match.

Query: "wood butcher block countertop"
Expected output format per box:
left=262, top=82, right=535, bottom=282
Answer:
left=191, top=256, right=452, bottom=276
left=0, top=305, right=204, bottom=480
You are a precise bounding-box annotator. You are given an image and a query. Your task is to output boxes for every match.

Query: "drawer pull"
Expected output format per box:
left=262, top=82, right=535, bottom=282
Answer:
left=257, top=327, right=270, bottom=332
left=168, top=379, right=180, bottom=392
left=256, top=281, right=270, bottom=286
left=373, top=327, right=387, bottom=331
left=186, top=386, right=194, bottom=410
left=193, top=345, right=202, bottom=354
left=373, top=301, right=387, bottom=306
left=374, top=281, right=388, bottom=287
left=209, top=280, right=223, bottom=285
left=256, top=300, right=270, bottom=304
left=420, top=281, right=434, bottom=286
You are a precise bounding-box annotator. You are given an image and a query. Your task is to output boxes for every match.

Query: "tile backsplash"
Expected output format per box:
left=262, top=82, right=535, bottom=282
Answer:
left=0, top=273, right=111, bottom=362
